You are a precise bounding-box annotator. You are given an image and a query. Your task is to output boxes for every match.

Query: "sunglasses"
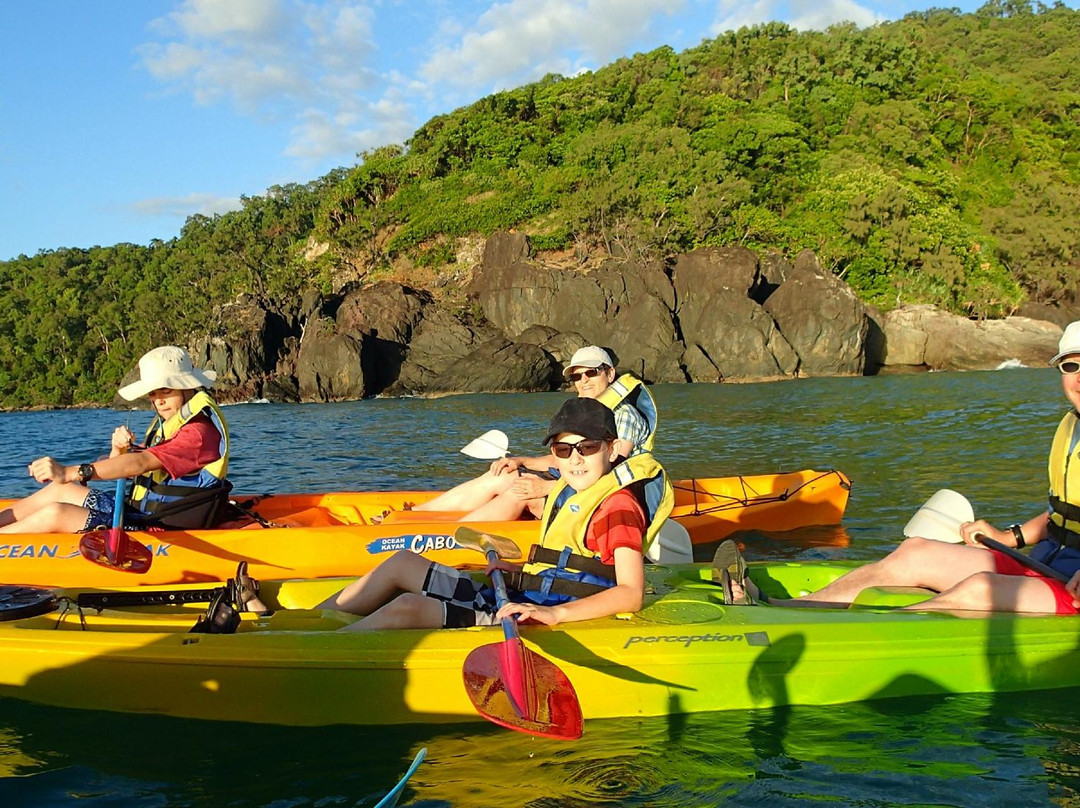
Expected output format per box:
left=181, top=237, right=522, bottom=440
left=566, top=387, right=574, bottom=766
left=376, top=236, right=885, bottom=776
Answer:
left=1059, top=360, right=1080, bottom=375
left=568, top=367, right=607, bottom=383
left=550, top=439, right=606, bottom=459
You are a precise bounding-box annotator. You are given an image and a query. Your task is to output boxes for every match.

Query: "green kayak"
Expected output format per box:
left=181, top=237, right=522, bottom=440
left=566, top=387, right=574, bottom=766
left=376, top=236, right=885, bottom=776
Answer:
left=0, top=561, right=1074, bottom=727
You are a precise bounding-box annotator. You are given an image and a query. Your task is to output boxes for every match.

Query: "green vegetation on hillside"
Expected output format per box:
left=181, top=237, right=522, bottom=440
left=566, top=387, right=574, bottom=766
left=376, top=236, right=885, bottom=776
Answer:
left=3, top=2, right=1079, bottom=408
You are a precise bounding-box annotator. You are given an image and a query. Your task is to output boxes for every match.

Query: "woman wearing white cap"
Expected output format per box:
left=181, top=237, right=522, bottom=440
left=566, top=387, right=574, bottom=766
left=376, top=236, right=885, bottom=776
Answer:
left=411, top=345, right=659, bottom=521
left=0, top=346, right=231, bottom=534
left=730, top=320, right=1080, bottom=614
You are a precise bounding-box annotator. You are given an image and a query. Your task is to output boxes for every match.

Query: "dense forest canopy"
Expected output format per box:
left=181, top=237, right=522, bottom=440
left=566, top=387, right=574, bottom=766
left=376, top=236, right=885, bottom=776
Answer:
left=3, top=2, right=1079, bottom=408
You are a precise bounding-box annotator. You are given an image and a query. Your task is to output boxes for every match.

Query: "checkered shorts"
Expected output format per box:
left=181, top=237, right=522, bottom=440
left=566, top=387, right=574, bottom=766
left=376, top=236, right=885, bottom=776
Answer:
left=421, top=563, right=500, bottom=628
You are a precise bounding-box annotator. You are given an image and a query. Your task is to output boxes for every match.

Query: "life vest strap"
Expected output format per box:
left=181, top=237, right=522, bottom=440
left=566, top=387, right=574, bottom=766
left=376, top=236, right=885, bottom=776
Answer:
left=1048, top=521, right=1080, bottom=549
left=504, top=571, right=610, bottom=598
left=1049, top=496, right=1080, bottom=525
left=527, top=545, right=615, bottom=578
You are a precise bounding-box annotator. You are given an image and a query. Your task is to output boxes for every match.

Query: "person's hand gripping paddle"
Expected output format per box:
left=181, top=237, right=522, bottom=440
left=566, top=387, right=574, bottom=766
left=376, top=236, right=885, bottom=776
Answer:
left=457, top=526, right=583, bottom=740
left=79, top=477, right=153, bottom=573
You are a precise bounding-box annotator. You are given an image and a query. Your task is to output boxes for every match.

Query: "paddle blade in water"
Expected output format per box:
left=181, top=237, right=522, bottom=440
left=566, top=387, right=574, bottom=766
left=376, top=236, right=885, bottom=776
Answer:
left=463, top=641, right=583, bottom=740
left=79, top=528, right=153, bottom=574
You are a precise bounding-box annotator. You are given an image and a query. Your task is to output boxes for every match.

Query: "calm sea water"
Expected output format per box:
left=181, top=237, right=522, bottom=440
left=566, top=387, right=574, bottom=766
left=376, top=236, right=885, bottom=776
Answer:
left=0, top=369, right=1076, bottom=807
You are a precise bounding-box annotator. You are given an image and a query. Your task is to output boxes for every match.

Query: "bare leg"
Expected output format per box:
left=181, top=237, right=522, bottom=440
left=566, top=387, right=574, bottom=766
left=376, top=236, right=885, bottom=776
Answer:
left=340, top=593, right=446, bottom=631
left=795, top=537, right=998, bottom=605
left=461, top=488, right=534, bottom=521
left=0, top=503, right=91, bottom=534
left=412, top=472, right=517, bottom=512
left=316, top=550, right=433, bottom=614
left=901, top=571, right=1059, bottom=613
left=0, top=481, right=91, bottom=530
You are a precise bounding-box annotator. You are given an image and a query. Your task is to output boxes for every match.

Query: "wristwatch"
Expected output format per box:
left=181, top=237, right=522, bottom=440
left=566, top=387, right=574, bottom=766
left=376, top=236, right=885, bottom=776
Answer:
left=77, top=463, right=95, bottom=485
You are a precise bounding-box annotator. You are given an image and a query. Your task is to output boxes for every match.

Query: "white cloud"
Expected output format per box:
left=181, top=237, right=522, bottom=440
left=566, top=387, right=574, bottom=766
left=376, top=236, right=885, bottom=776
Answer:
left=140, top=0, right=388, bottom=154
left=421, top=0, right=686, bottom=91
left=131, top=192, right=243, bottom=219
left=710, top=0, right=884, bottom=34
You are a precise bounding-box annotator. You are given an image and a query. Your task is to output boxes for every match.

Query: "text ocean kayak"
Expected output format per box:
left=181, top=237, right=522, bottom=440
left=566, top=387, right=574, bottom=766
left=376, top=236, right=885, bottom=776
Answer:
left=0, top=469, right=849, bottom=588
left=0, top=559, right=1074, bottom=727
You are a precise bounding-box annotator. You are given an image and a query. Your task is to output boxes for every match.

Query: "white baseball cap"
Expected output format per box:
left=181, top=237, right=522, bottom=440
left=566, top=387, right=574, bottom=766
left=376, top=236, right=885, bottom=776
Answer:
left=118, top=346, right=217, bottom=401
left=1050, top=320, right=1080, bottom=365
left=562, top=346, right=614, bottom=378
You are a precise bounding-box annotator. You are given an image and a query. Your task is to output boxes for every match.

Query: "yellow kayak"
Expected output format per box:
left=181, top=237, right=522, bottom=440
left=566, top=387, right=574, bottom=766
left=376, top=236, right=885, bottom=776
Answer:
left=0, top=559, right=1075, bottom=728
left=0, top=469, right=849, bottom=588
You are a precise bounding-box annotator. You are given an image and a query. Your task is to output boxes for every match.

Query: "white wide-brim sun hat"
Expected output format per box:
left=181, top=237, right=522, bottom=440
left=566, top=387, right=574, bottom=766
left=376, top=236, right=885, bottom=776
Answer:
left=902, top=489, right=975, bottom=543
left=118, top=346, right=217, bottom=401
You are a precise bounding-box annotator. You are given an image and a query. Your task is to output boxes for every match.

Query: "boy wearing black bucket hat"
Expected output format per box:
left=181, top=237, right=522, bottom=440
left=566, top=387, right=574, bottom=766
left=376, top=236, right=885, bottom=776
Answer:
left=319, top=397, right=672, bottom=630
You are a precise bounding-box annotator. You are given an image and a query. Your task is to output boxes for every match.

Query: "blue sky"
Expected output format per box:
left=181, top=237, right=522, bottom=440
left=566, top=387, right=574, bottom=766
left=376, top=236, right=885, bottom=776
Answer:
left=0, top=0, right=1065, bottom=261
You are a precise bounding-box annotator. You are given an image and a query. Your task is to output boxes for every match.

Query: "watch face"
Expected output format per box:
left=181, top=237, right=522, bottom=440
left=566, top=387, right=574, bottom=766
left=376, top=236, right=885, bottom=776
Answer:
left=79, top=463, right=94, bottom=482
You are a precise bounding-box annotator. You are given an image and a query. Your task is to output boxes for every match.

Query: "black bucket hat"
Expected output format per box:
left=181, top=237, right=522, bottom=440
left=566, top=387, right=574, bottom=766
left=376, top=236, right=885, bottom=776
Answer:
left=543, top=398, right=618, bottom=445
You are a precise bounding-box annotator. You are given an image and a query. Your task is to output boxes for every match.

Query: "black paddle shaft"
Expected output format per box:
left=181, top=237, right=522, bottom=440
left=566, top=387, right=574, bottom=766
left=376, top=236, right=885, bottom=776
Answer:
left=978, top=537, right=1069, bottom=583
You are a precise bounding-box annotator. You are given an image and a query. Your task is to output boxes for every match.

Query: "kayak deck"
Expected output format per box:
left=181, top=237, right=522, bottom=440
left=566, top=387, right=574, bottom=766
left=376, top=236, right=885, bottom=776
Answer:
left=0, top=470, right=851, bottom=588
left=0, top=560, right=1075, bottom=727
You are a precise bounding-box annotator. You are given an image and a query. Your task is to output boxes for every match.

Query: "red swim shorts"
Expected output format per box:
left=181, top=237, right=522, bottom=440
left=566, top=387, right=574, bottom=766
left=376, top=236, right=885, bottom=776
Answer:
left=989, top=549, right=1079, bottom=615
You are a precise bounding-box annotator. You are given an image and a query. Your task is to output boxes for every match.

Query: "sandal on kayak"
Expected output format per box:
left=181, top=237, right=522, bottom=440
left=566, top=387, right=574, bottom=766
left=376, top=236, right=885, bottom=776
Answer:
left=232, top=561, right=270, bottom=615
left=712, top=540, right=751, bottom=605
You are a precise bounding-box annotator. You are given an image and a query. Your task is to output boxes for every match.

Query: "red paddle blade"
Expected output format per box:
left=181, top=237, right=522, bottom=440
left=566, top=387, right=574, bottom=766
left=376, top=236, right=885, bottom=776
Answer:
left=79, top=528, right=153, bottom=574
left=501, top=636, right=537, bottom=720
left=463, top=640, right=583, bottom=740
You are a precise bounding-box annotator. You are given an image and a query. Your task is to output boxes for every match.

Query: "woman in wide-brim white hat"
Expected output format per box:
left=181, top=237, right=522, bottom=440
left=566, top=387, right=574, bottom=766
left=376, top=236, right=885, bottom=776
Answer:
left=0, top=345, right=230, bottom=534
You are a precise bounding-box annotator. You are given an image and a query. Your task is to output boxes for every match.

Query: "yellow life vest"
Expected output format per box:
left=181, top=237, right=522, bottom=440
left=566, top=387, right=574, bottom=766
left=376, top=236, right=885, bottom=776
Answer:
left=596, top=374, right=658, bottom=454
left=129, top=391, right=230, bottom=513
left=535, top=452, right=674, bottom=564
left=1047, top=410, right=1080, bottom=542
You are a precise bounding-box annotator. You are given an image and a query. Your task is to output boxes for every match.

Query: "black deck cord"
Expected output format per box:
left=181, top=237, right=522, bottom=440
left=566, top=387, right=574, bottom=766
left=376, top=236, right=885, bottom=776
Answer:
left=226, top=496, right=291, bottom=529
left=77, top=586, right=226, bottom=611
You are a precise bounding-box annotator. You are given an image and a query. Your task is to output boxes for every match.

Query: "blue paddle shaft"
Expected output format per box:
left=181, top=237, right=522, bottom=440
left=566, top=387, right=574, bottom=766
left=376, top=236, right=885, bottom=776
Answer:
left=111, top=478, right=125, bottom=530
left=486, top=548, right=519, bottom=642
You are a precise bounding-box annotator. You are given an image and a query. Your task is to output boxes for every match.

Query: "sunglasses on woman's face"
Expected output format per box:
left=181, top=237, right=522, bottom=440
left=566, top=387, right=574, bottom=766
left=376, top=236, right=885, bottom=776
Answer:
left=1059, top=360, right=1080, bottom=375
left=550, top=439, right=606, bottom=459
left=568, top=367, right=606, bottom=383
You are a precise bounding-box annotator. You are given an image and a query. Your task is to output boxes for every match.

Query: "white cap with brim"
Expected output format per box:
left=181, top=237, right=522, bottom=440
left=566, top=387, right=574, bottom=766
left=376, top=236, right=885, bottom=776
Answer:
left=902, top=489, right=974, bottom=543
left=118, top=346, right=217, bottom=401
left=1050, top=320, right=1080, bottom=365
left=562, top=345, right=615, bottom=378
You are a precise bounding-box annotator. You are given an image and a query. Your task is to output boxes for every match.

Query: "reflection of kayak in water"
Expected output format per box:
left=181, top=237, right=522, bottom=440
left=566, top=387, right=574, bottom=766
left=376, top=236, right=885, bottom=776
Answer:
left=375, top=747, right=426, bottom=808
left=0, top=469, right=850, bottom=588
left=0, top=556, right=1071, bottom=728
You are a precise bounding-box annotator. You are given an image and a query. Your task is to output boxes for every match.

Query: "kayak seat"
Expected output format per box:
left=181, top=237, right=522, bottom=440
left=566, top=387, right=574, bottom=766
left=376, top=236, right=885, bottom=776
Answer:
left=850, top=586, right=935, bottom=610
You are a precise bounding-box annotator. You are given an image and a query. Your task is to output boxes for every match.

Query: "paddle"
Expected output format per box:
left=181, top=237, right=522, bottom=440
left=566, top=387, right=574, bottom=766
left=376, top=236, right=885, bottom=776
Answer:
left=78, top=478, right=153, bottom=574
left=457, top=526, right=583, bottom=740
left=374, top=747, right=427, bottom=808
left=905, top=489, right=1069, bottom=582
left=459, top=429, right=509, bottom=460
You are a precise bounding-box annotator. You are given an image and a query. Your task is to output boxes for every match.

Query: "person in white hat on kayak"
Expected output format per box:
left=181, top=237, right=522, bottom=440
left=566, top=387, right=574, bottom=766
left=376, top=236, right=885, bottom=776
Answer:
left=411, top=345, right=658, bottom=521
left=0, top=346, right=231, bottom=534
left=730, top=320, right=1080, bottom=614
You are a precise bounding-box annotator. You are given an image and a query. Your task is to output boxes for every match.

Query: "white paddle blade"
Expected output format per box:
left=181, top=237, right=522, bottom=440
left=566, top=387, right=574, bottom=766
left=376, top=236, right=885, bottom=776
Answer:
left=646, top=519, right=694, bottom=564
left=460, top=430, right=510, bottom=460
left=903, top=489, right=975, bottom=543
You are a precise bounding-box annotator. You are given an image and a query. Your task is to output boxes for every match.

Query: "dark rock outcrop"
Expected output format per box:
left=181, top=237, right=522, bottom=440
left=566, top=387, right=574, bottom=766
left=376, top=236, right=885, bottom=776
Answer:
left=763, top=250, right=879, bottom=376
left=183, top=231, right=1062, bottom=403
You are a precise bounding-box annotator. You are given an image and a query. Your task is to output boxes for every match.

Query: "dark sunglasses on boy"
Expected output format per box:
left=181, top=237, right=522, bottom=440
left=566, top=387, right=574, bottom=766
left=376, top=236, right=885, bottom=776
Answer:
left=567, top=366, right=608, bottom=383
left=1058, top=360, right=1080, bottom=375
left=550, top=439, right=606, bottom=459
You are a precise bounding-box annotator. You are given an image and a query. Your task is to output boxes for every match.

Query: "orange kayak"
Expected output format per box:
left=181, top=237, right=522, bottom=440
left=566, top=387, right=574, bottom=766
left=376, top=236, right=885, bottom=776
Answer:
left=0, top=469, right=849, bottom=588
